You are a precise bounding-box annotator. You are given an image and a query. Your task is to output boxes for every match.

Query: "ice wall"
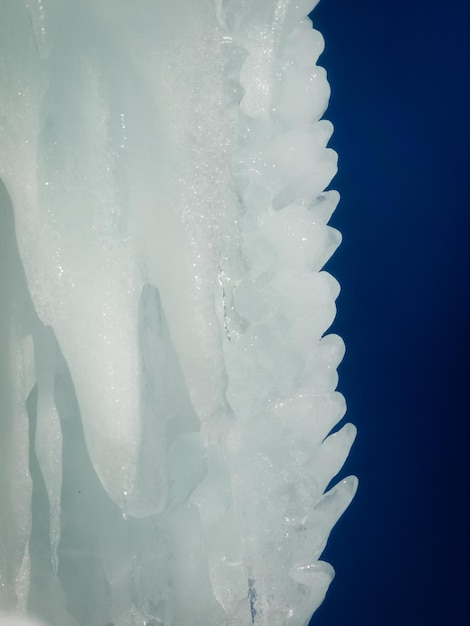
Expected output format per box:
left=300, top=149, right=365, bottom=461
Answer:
left=0, top=1, right=357, bottom=625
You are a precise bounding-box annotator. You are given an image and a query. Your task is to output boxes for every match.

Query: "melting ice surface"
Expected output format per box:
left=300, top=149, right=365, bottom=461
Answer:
left=0, top=1, right=357, bottom=625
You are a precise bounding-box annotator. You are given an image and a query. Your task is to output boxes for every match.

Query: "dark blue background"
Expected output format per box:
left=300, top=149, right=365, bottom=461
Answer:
left=308, top=1, right=469, bottom=624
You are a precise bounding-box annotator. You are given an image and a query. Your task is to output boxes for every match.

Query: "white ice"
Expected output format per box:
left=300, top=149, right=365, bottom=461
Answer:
left=0, top=1, right=357, bottom=625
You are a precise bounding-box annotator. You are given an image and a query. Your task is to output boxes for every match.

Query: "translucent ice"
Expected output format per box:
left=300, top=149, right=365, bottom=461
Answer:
left=0, top=1, right=357, bottom=624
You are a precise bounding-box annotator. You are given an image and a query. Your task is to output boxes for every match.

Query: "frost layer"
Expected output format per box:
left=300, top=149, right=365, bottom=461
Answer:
left=0, top=1, right=357, bottom=625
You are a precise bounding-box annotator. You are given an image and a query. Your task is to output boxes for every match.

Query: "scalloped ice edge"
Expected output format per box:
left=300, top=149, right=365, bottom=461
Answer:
left=209, top=1, right=358, bottom=624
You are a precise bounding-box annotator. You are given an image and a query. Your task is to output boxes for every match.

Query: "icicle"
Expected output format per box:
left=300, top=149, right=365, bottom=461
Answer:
left=32, top=324, right=62, bottom=577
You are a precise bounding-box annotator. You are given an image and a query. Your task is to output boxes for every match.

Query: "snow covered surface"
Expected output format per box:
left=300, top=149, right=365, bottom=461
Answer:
left=0, top=1, right=356, bottom=624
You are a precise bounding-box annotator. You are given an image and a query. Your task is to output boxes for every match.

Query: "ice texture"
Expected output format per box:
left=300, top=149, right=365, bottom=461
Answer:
left=0, top=1, right=357, bottom=625
left=0, top=616, right=47, bottom=626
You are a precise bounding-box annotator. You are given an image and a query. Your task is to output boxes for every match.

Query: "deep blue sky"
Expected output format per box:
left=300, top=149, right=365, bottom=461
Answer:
left=308, top=1, right=469, bottom=624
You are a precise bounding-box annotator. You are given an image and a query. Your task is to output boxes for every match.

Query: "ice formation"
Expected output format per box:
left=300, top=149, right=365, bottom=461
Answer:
left=0, top=615, right=47, bottom=626
left=0, top=1, right=357, bottom=625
